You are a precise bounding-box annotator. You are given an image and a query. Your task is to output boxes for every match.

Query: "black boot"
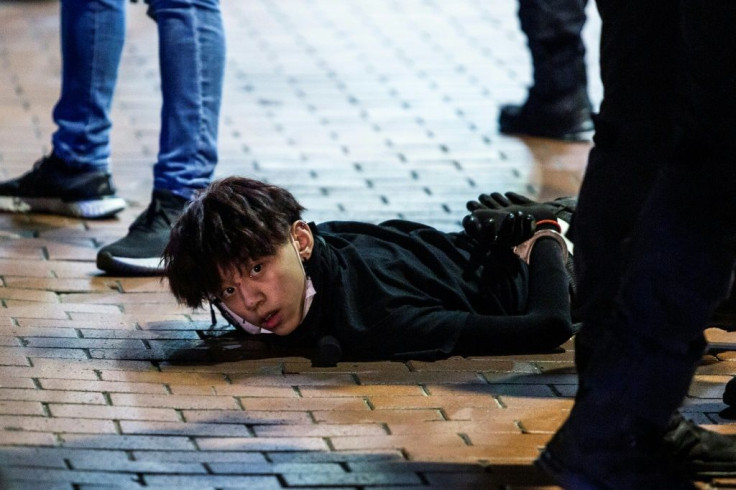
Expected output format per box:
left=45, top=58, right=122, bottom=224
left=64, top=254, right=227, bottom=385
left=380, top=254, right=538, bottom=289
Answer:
left=536, top=327, right=704, bottom=489
left=499, top=88, right=593, bottom=141
left=500, top=0, right=593, bottom=141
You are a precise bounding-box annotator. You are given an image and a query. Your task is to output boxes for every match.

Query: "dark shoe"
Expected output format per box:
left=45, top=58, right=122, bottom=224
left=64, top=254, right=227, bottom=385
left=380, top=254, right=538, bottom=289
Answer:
left=665, top=411, right=736, bottom=480
left=96, top=189, right=188, bottom=275
left=0, top=153, right=126, bottom=218
left=536, top=422, right=697, bottom=489
left=499, top=90, right=594, bottom=142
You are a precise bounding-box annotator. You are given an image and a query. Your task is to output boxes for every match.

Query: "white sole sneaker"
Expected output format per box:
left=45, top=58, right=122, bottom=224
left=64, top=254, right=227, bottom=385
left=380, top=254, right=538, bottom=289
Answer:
left=96, top=252, right=164, bottom=276
left=0, top=196, right=126, bottom=219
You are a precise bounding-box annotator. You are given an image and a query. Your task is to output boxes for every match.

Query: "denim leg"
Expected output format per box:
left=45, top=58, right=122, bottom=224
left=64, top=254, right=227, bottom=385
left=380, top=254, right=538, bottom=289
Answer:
left=517, top=0, right=588, bottom=97
left=146, top=0, right=225, bottom=200
left=51, top=0, right=126, bottom=171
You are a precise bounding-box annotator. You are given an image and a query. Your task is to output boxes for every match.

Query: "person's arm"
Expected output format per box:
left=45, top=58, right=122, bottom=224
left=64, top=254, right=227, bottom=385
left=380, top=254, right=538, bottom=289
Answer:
left=454, top=237, right=573, bottom=354
left=340, top=238, right=572, bottom=361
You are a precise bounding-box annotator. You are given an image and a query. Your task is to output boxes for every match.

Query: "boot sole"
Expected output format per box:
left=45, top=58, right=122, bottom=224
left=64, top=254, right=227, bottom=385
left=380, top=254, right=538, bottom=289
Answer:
left=96, top=251, right=164, bottom=276
left=0, top=196, right=126, bottom=219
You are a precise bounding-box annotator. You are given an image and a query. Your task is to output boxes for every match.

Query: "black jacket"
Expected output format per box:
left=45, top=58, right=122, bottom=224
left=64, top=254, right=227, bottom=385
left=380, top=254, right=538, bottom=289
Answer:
left=281, top=220, right=571, bottom=361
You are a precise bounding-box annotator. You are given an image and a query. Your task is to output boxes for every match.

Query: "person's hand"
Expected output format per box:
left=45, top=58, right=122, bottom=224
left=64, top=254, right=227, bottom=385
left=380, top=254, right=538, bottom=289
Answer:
left=468, top=191, right=560, bottom=231
left=462, top=207, right=536, bottom=248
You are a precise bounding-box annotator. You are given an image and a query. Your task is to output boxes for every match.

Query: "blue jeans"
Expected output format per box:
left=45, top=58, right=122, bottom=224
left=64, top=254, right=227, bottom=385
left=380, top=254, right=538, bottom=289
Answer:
left=51, top=0, right=225, bottom=200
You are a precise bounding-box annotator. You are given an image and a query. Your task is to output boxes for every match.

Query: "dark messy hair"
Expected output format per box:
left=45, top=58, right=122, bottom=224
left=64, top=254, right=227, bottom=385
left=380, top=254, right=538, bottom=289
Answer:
left=163, top=176, right=305, bottom=309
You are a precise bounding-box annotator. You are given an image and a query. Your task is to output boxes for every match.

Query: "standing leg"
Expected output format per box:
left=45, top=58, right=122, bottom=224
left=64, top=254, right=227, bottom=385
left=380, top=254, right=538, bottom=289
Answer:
left=96, top=0, right=225, bottom=275
left=537, top=0, right=736, bottom=486
left=53, top=0, right=126, bottom=170
left=498, top=0, right=593, bottom=141
left=0, top=0, right=127, bottom=218
left=150, top=0, right=225, bottom=200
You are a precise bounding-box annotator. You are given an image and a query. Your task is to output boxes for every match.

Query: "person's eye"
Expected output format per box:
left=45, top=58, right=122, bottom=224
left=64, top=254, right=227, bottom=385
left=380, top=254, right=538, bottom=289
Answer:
left=221, top=286, right=236, bottom=298
left=249, top=263, right=263, bottom=277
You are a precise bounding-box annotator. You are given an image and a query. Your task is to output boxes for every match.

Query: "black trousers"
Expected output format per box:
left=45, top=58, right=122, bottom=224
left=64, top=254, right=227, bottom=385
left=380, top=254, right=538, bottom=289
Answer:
left=517, top=0, right=588, bottom=97
left=570, top=0, right=736, bottom=440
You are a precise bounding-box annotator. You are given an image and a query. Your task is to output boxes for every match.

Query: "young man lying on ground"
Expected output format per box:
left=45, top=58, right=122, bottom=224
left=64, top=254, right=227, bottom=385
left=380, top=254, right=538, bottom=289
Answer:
left=162, top=176, right=736, bottom=483
left=163, top=176, right=576, bottom=363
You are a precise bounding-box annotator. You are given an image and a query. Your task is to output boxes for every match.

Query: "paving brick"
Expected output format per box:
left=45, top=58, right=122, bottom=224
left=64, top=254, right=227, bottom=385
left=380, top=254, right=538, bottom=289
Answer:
left=331, top=432, right=467, bottom=451
left=0, top=400, right=45, bottom=416
left=2, top=467, right=144, bottom=486
left=356, top=370, right=485, bottom=385
left=60, top=434, right=194, bottom=450
left=142, top=475, right=282, bottom=489
left=284, top=470, right=423, bottom=486
left=299, top=385, right=423, bottom=397
left=0, top=325, right=79, bottom=339
left=254, top=423, right=386, bottom=438
left=0, top=377, right=36, bottom=389
left=110, top=393, right=240, bottom=410
left=207, top=461, right=344, bottom=475
left=0, top=287, right=59, bottom=303
left=0, top=348, right=30, bottom=366
left=0, top=416, right=116, bottom=434
left=182, top=409, right=312, bottom=425
left=240, top=396, right=370, bottom=412
left=49, top=404, right=180, bottom=422
left=408, top=357, right=541, bottom=374
left=120, top=420, right=251, bottom=437
left=131, top=450, right=268, bottom=464
left=71, top=459, right=207, bottom=474
left=0, top=430, right=57, bottom=446
left=312, top=408, right=445, bottom=425
left=32, top=357, right=157, bottom=373
left=3, top=277, right=119, bottom=293
left=369, top=394, right=499, bottom=411
left=195, top=436, right=329, bottom=452
left=227, top=373, right=358, bottom=386
left=0, top=337, right=22, bottom=347
left=1, top=365, right=99, bottom=381
left=39, top=379, right=166, bottom=395
left=0, top=388, right=106, bottom=405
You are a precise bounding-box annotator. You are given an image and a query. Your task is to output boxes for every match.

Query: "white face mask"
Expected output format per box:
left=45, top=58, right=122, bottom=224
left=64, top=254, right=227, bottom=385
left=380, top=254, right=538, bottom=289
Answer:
left=216, top=277, right=316, bottom=335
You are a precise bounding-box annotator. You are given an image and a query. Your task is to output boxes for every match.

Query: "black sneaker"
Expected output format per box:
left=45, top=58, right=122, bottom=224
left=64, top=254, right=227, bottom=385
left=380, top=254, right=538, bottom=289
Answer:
left=499, top=90, right=594, bottom=142
left=96, top=189, right=189, bottom=275
left=0, top=153, right=126, bottom=219
left=665, top=411, right=736, bottom=480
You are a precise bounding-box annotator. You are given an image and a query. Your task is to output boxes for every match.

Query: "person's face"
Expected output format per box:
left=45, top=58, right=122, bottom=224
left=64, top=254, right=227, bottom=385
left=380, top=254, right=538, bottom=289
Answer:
left=217, top=222, right=313, bottom=336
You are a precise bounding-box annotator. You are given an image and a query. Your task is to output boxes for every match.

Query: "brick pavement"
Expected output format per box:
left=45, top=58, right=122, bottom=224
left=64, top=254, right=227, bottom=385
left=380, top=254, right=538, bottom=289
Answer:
left=0, top=1, right=733, bottom=489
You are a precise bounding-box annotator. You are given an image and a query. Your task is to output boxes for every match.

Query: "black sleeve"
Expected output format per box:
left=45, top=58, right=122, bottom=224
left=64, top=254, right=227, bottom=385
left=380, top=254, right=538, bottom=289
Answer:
left=343, top=238, right=573, bottom=361
left=453, top=237, right=573, bottom=354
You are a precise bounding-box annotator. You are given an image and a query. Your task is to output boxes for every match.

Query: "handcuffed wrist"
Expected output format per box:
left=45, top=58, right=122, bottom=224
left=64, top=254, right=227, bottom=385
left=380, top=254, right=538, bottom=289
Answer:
left=534, top=219, right=561, bottom=232
left=513, top=229, right=568, bottom=264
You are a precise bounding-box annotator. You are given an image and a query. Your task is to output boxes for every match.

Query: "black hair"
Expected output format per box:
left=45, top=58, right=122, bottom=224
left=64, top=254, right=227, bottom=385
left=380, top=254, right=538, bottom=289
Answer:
left=163, top=176, right=305, bottom=308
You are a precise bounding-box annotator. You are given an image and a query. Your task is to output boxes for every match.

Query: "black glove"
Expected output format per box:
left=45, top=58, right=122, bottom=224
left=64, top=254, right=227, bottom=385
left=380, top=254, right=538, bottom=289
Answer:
left=470, top=191, right=560, bottom=231
left=462, top=207, right=536, bottom=248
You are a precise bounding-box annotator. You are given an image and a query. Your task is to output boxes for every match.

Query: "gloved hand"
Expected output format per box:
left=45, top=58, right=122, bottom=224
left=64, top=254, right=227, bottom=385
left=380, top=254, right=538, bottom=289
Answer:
left=462, top=207, right=536, bottom=248
left=468, top=191, right=560, bottom=231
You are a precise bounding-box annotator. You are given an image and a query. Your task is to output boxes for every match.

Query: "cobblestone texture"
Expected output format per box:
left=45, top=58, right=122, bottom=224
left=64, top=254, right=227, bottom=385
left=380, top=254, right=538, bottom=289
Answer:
left=0, top=1, right=730, bottom=489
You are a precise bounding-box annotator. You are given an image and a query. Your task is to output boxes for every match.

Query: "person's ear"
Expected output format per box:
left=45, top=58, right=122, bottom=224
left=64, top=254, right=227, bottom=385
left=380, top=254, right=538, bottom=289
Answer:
left=291, top=220, right=314, bottom=260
